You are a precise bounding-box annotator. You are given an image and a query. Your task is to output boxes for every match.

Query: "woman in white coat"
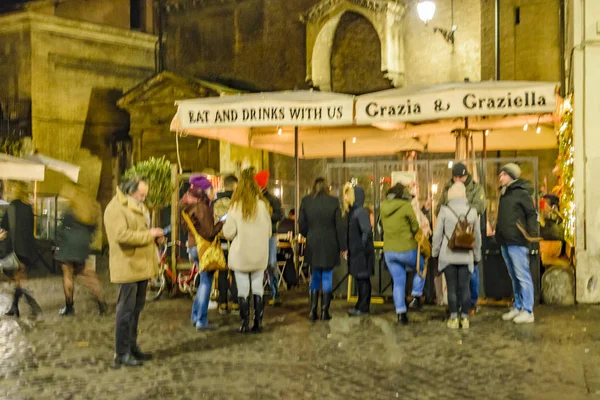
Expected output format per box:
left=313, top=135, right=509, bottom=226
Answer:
left=223, top=169, right=272, bottom=333
left=432, top=182, right=481, bottom=330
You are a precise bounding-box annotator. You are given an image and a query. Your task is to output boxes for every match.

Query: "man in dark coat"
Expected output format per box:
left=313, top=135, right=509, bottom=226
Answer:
left=496, top=163, right=538, bottom=325
left=299, top=178, right=347, bottom=321
left=345, top=185, right=374, bottom=317
left=254, top=170, right=283, bottom=306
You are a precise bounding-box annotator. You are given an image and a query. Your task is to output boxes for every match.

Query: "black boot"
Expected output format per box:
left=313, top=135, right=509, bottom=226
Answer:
left=398, top=312, right=408, bottom=325
left=59, top=304, right=75, bottom=316
left=251, top=295, right=264, bottom=333
left=111, top=353, right=143, bottom=369
left=238, top=297, right=250, bottom=333
left=408, top=296, right=423, bottom=311
left=131, top=346, right=153, bottom=361
left=22, top=289, right=42, bottom=317
left=308, top=290, right=319, bottom=321
left=321, top=292, right=332, bottom=321
left=5, top=288, right=22, bottom=317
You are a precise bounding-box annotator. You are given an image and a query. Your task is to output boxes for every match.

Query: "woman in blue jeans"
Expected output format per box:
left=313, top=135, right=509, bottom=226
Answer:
left=180, top=175, right=223, bottom=330
left=380, top=183, right=423, bottom=325
left=299, top=178, right=347, bottom=321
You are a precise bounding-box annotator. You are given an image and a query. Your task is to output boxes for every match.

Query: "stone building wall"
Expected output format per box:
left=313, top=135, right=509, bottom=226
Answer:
left=0, top=12, right=157, bottom=208
left=481, top=0, right=561, bottom=82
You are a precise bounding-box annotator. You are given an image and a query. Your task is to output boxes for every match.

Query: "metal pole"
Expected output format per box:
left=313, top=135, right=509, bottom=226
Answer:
left=294, top=126, right=300, bottom=238
left=558, top=0, right=566, bottom=96
left=495, top=0, right=501, bottom=80
left=294, top=126, right=300, bottom=273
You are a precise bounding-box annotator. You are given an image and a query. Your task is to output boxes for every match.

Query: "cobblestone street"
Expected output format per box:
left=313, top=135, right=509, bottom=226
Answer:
left=0, top=261, right=598, bottom=400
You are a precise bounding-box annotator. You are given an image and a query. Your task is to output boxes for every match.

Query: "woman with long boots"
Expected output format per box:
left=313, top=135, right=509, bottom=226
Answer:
left=222, top=169, right=271, bottom=333
left=54, top=182, right=107, bottom=316
left=299, top=178, right=346, bottom=321
left=343, top=183, right=374, bottom=317
left=380, top=183, right=425, bottom=325
left=0, top=181, right=42, bottom=318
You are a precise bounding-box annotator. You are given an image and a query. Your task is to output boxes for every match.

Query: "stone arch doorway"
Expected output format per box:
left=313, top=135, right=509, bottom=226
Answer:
left=303, top=0, right=405, bottom=92
left=330, top=12, right=394, bottom=94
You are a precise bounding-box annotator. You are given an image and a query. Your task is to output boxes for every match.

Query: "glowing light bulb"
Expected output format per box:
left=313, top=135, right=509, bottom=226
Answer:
left=485, top=130, right=490, bottom=136
left=352, top=137, right=357, bottom=144
left=523, top=123, right=529, bottom=131
left=536, top=126, right=541, bottom=134
left=448, top=161, right=454, bottom=169
left=278, top=128, right=282, bottom=135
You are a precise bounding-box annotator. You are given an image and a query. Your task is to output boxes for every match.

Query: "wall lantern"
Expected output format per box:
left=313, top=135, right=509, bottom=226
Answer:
left=417, top=0, right=456, bottom=45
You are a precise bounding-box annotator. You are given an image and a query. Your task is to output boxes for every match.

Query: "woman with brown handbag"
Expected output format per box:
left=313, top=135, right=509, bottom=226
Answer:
left=180, top=175, right=223, bottom=330
left=222, top=169, right=272, bottom=333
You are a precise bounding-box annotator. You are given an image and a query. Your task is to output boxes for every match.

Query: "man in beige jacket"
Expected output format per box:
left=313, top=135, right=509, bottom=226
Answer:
left=104, top=176, right=163, bottom=368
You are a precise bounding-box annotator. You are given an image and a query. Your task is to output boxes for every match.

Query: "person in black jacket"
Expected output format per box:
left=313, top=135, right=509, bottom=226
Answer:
left=300, top=178, right=347, bottom=321
left=55, top=183, right=107, bottom=316
left=344, top=184, right=374, bottom=317
left=0, top=181, right=42, bottom=318
left=254, top=170, right=283, bottom=306
left=496, top=163, right=538, bottom=325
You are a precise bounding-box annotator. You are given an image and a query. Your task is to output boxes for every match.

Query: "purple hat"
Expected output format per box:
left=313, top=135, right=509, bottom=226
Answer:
left=189, top=175, right=212, bottom=191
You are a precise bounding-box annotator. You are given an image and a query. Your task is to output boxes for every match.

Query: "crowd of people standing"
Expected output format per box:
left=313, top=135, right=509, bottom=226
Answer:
left=0, top=160, right=539, bottom=368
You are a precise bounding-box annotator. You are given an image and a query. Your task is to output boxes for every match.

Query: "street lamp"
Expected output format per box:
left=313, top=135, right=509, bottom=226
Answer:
left=417, top=0, right=456, bottom=45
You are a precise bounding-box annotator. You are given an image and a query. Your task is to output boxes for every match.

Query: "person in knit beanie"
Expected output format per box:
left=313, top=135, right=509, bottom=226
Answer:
left=254, top=170, right=283, bottom=306
left=496, top=163, right=538, bottom=325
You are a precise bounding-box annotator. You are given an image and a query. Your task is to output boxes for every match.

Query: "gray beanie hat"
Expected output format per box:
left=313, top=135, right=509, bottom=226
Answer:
left=501, top=163, right=521, bottom=180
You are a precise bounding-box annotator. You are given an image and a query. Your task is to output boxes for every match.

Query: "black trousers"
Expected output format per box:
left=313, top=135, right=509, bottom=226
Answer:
left=443, top=265, right=470, bottom=318
left=218, top=269, right=238, bottom=304
left=115, top=280, right=148, bottom=356
left=354, top=278, right=372, bottom=312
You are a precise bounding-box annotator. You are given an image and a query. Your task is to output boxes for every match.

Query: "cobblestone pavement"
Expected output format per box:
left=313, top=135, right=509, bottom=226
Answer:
left=0, top=261, right=599, bottom=400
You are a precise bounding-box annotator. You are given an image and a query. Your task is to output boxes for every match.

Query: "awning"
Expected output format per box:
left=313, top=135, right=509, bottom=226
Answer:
left=355, top=80, right=558, bottom=124
left=0, top=153, right=46, bottom=181
left=25, top=154, right=80, bottom=182
left=171, top=90, right=355, bottom=130
left=0, top=153, right=80, bottom=182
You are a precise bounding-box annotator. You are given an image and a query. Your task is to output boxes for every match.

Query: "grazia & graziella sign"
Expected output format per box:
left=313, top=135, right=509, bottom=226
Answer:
left=355, top=82, right=557, bottom=124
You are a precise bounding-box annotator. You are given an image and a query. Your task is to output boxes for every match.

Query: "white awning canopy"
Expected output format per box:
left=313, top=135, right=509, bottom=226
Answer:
left=355, top=81, right=558, bottom=125
left=169, top=83, right=560, bottom=159
left=172, top=90, right=355, bottom=130
left=0, top=153, right=46, bottom=181
left=0, top=153, right=80, bottom=182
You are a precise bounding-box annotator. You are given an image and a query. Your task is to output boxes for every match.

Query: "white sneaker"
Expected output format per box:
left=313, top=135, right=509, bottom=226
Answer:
left=502, top=308, right=521, bottom=321
left=513, top=311, right=535, bottom=324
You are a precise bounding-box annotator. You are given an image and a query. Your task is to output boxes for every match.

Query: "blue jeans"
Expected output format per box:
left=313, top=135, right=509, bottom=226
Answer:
left=189, top=247, right=215, bottom=328
left=267, top=236, right=280, bottom=299
left=384, top=250, right=425, bottom=314
left=310, top=268, right=333, bottom=292
left=470, top=265, right=480, bottom=308
left=501, top=245, right=534, bottom=313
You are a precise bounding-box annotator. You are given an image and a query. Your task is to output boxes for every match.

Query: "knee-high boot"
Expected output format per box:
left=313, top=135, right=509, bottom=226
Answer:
left=321, top=292, right=332, bottom=321
left=238, top=297, right=251, bottom=333
left=308, top=290, right=319, bottom=321
left=251, top=295, right=264, bottom=333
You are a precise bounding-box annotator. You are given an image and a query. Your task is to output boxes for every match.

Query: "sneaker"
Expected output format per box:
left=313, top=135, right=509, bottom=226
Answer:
left=460, top=318, right=470, bottom=329
left=268, top=298, right=282, bottom=307
left=513, top=311, right=535, bottom=324
left=502, top=308, right=521, bottom=321
left=218, top=304, right=228, bottom=315
left=447, top=318, right=459, bottom=329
